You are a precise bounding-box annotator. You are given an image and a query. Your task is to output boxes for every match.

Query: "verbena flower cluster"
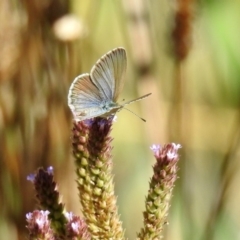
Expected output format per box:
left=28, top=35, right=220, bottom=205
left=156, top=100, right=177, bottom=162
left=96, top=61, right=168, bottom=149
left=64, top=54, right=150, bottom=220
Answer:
left=26, top=117, right=181, bottom=240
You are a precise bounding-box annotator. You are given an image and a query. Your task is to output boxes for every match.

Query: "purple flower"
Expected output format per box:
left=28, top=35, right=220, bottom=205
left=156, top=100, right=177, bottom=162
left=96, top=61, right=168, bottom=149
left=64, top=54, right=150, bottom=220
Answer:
left=47, top=166, right=54, bottom=174
left=26, top=210, right=54, bottom=239
left=138, top=142, right=181, bottom=239
left=150, top=144, right=161, bottom=153
left=27, top=174, right=36, bottom=183
left=65, top=212, right=91, bottom=239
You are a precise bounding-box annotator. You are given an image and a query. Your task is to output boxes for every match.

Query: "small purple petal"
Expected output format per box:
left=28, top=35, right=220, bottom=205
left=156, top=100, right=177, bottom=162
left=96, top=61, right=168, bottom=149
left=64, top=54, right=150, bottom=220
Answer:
left=83, top=119, right=94, bottom=126
left=40, top=210, right=50, bottom=216
left=71, top=222, right=80, bottom=232
left=167, top=143, right=181, bottom=159
left=150, top=144, right=161, bottom=153
left=26, top=212, right=32, bottom=220
left=65, top=212, right=74, bottom=221
left=34, top=211, right=49, bottom=228
left=27, top=173, right=36, bottom=182
left=167, top=151, right=176, bottom=159
left=172, top=143, right=181, bottom=150
left=47, top=166, right=54, bottom=174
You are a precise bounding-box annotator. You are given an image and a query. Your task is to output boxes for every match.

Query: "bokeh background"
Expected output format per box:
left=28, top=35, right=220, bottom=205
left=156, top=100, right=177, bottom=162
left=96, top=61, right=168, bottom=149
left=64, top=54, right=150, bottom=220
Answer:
left=1, top=0, right=240, bottom=239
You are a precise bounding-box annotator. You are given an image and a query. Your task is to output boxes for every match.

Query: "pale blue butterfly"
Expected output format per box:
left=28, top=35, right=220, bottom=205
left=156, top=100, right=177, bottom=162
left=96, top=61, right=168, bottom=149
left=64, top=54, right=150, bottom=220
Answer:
left=68, top=47, right=151, bottom=122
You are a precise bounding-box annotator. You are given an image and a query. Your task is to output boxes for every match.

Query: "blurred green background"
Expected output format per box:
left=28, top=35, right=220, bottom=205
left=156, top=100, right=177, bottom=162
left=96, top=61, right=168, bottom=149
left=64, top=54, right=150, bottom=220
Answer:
left=1, top=0, right=240, bottom=239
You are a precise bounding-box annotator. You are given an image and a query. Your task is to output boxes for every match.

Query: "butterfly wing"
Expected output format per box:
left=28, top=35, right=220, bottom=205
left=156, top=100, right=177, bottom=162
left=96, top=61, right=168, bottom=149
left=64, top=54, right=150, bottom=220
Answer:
left=90, top=47, right=127, bottom=102
left=68, top=73, right=107, bottom=121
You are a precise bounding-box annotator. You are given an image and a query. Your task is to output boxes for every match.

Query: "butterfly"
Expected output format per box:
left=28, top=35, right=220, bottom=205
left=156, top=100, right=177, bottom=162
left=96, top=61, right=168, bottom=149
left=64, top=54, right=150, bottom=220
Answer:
left=68, top=47, right=151, bottom=122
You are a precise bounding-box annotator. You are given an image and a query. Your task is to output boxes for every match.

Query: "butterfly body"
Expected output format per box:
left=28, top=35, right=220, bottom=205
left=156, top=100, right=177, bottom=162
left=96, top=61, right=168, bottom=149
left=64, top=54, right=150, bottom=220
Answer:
left=68, top=47, right=151, bottom=122
left=100, top=100, right=120, bottom=112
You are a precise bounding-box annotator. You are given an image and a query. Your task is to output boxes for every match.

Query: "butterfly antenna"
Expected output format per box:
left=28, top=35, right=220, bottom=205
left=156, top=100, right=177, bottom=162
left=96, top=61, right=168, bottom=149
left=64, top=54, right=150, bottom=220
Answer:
left=123, top=93, right=152, bottom=106
left=118, top=106, right=146, bottom=122
left=119, top=93, right=152, bottom=122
